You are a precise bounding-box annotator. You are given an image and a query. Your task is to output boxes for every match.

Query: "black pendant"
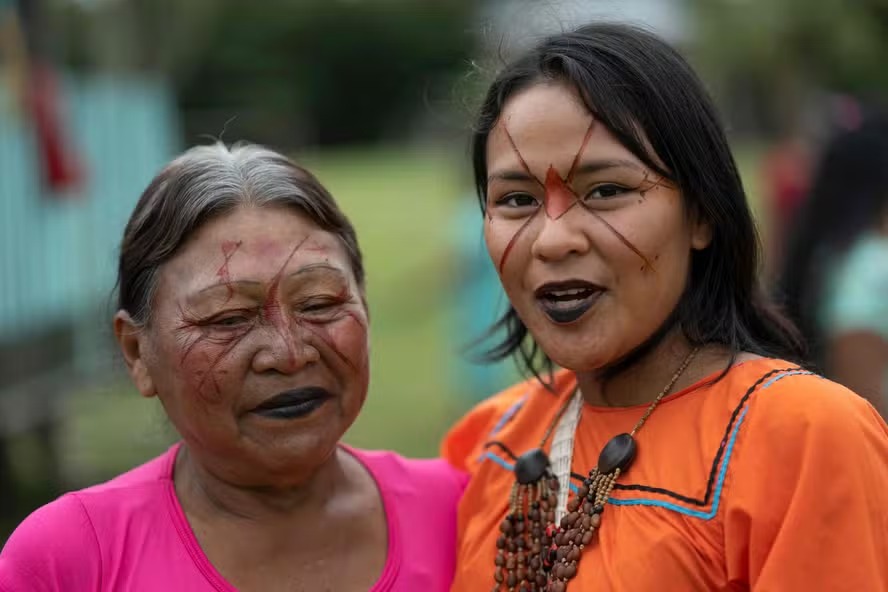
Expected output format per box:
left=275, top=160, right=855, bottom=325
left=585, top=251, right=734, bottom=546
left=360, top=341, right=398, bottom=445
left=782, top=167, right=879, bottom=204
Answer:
left=514, top=448, right=550, bottom=484
left=597, top=433, right=637, bottom=474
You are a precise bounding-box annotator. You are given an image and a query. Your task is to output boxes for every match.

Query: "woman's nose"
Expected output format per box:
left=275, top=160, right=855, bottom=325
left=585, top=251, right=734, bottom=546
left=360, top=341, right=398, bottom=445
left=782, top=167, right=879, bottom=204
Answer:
left=251, top=319, right=320, bottom=375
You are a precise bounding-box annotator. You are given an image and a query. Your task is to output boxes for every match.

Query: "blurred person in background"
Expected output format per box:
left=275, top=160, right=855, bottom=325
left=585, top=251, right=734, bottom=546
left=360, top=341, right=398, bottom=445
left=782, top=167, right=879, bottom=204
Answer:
left=450, top=191, right=516, bottom=404
left=442, top=24, right=888, bottom=591
left=778, top=117, right=888, bottom=417
left=0, top=143, right=465, bottom=591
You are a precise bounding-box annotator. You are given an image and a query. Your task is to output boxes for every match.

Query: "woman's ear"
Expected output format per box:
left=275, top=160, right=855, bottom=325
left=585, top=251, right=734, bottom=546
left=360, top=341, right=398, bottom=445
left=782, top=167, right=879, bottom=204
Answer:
left=690, top=211, right=713, bottom=251
left=113, top=311, right=157, bottom=398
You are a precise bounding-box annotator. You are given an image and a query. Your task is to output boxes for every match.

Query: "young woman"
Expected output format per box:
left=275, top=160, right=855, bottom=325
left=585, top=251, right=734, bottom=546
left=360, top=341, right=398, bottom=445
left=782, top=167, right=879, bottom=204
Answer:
left=443, top=24, right=888, bottom=591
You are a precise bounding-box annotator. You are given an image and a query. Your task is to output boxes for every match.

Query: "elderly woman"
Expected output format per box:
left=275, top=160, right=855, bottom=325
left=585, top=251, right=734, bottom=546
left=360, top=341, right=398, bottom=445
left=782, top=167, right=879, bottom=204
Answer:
left=443, top=24, right=888, bottom=591
left=0, top=144, right=465, bottom=591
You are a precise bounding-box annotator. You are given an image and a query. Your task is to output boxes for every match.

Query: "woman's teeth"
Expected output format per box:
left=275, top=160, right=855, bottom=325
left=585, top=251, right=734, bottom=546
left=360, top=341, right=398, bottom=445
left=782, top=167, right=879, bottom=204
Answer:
left=538, top=288, right=601, bottom=324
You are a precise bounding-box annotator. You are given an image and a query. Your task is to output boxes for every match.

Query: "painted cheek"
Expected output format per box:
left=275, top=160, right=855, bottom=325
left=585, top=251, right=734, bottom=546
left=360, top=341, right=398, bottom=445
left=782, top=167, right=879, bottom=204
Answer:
left=177, top=329, right=251, bottom=401
left=497, top=211, right=539, bottom=274
left=297, top=306, right=368, bottom=372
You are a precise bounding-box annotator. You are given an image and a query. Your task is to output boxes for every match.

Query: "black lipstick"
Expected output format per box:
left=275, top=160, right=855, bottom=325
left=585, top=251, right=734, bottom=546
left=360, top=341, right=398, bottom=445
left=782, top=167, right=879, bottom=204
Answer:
left=535, top=280, right=604, bottom=325
left=251, top=387, right=332, bottom=419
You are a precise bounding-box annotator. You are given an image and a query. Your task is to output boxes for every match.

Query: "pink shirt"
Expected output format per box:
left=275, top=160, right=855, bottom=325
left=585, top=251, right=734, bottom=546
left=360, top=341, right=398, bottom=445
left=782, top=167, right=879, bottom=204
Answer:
left=0, top=444, right=467, bottom=591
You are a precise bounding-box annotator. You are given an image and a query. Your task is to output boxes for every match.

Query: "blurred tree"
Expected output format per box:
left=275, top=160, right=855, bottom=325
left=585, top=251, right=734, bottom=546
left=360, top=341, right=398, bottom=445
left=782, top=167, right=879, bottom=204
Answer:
left=691, top=0, right=888, bottom=135
left=47, top=0, right=475, bottom=147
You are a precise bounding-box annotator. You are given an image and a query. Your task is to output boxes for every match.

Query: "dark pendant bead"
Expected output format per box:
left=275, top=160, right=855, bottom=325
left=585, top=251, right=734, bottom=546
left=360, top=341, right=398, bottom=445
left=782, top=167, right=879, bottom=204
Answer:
left=515, top=449, right=551, bottom=484
left=597, top=433, right=637, bottom=474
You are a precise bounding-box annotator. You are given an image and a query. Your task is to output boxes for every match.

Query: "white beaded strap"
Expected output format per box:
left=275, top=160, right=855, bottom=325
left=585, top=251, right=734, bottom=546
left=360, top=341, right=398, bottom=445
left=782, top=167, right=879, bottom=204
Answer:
left=549, top=390, right=582, bottom=523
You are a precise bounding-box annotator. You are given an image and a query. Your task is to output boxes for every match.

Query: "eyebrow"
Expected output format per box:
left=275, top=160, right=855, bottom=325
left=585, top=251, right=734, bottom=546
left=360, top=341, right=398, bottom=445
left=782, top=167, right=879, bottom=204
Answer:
left=195, top=263, right=346, bottom=296
left=487, top=159, right=642, bottom=184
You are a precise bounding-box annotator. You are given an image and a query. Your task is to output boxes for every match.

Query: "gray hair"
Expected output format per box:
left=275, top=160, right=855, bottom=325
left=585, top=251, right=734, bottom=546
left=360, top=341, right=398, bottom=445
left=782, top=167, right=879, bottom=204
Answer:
left=117, top=142, right=364, bottom=325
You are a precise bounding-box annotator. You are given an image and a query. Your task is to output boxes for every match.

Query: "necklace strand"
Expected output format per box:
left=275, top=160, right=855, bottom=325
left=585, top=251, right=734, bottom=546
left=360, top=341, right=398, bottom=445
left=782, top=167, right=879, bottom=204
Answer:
left=494, top=347, right=700, bottom=591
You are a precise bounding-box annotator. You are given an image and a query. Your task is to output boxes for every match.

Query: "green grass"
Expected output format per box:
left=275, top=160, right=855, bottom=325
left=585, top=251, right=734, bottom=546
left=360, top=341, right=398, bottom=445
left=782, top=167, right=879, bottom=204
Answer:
left=299, top=145, right=472, bottom=456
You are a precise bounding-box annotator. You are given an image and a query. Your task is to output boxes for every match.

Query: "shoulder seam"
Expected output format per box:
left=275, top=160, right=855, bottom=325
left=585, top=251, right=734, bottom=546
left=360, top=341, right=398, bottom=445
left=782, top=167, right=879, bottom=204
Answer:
left=69, top=493, right=104, bottom=590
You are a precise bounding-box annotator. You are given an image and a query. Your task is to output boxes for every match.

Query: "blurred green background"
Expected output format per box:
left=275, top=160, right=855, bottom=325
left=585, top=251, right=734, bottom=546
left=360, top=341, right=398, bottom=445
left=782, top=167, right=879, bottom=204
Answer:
left=2, top=0, right=887, bottom=542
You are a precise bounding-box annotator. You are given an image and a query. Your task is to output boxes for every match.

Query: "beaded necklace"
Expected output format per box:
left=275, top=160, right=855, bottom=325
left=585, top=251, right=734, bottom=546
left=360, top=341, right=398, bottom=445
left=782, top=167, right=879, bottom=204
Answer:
left=492, top=347, right=699, bottom=591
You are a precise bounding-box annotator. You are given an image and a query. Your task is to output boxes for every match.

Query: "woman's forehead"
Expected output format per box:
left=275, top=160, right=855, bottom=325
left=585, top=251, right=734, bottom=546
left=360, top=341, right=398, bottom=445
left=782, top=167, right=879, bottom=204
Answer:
left=160, top=208, right=352, bottom=297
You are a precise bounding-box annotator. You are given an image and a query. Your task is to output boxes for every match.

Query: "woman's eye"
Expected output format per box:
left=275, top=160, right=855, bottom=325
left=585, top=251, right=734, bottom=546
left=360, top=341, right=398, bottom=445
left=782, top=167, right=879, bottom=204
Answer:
left=300, top=298, right=340, bottom=313
left=586, top=184, right=629, bottom=200
left=211, top=315, right=249, bottom=328
left=495, top=192, right=540, bottom=208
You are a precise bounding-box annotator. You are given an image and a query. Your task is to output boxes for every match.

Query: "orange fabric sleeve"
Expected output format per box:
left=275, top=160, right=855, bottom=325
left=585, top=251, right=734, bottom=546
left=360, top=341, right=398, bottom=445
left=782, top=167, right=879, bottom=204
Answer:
left=723, top=375, right=888, bottom=591
left=441, top=383, right=531, bottom=473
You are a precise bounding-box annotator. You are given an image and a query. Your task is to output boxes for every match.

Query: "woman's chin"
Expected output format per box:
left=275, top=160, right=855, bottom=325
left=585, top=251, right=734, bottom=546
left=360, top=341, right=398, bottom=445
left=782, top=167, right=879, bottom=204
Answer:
left=542, top=342, right=616, bottom=374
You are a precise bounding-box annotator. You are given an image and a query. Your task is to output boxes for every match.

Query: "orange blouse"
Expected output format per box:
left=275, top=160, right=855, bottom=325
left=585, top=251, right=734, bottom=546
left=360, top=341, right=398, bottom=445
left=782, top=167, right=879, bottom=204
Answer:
left=442, top=359, right=888, bottom=591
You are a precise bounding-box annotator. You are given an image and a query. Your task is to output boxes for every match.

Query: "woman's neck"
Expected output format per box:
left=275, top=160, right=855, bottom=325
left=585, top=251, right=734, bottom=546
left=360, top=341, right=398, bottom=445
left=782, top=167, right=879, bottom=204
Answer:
left=174, top=445, right=350, bottom=524
left=576, top=335, right=732, bottom=407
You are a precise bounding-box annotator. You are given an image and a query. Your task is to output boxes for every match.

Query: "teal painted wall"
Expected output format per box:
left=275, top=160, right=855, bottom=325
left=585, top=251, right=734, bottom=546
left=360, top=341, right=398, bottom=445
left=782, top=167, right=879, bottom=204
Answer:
left=0, top=75, right=179, bottom=344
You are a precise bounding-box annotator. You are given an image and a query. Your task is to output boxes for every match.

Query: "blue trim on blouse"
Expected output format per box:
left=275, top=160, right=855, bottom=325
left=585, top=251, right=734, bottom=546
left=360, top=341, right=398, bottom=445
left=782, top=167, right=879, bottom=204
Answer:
left=478, top=369, right=815, bottom=519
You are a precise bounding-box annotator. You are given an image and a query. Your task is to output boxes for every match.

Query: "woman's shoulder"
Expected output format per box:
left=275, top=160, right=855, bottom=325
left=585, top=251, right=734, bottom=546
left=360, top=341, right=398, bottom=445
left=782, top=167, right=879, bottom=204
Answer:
left=0, top=446, right=177, bottom=574
left=727, top=359, right=887, bottom=460
left=346, top=446, right=468, bottom=501
left=738, top=359, right=883, bottom=426
left=0, top=492, right=101, bottom=590
left=0, top=447, right=176, bottom=590
left=441, top=370, right=575, bottom=471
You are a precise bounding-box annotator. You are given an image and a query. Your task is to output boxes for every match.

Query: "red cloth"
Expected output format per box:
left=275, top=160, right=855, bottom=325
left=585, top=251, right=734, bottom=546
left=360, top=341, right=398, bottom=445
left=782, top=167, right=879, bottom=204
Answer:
left=24, top=61, right=84, bottom=194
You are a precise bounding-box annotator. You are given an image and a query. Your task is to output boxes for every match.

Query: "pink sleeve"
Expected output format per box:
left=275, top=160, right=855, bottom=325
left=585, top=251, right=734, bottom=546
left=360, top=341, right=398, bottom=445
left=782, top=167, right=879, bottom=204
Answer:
left=0, top=494, right=102, bottom=591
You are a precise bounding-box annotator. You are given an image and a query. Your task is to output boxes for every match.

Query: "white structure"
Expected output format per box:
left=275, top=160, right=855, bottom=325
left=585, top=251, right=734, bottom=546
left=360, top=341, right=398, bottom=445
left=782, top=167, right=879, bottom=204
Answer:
left=478, top=0, right=693, bottom=57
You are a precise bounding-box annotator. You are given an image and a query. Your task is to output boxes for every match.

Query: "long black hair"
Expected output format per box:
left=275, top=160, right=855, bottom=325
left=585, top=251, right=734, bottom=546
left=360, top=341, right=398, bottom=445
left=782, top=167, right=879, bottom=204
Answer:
left=777, top=117, right=888, bottom=368
left=472, top=23, right=805, bottom=381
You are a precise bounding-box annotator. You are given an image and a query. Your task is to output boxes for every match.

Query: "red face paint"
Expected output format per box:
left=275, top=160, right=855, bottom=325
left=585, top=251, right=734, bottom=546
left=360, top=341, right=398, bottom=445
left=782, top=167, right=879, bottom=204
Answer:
left=578, top=201, right=655, bottom=272
left=502, top=125, right=545, bottom=190
left=178, top=238, right=370, bottom=401
left=216, top=240, right=242, bottom=300
left=498, top=211, right=539, bottom=274
left=565, top=122, right=596, bottom=184
left=261, top=236, right=310, bottom=367
left=494, top=120, right=657, bottom=273
left=544, top=166, right=578, bottom=220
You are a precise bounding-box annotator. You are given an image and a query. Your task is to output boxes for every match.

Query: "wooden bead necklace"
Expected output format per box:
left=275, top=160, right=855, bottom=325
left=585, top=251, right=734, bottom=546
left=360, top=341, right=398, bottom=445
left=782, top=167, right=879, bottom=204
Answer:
left=492, top=347, right=700, bottom=591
